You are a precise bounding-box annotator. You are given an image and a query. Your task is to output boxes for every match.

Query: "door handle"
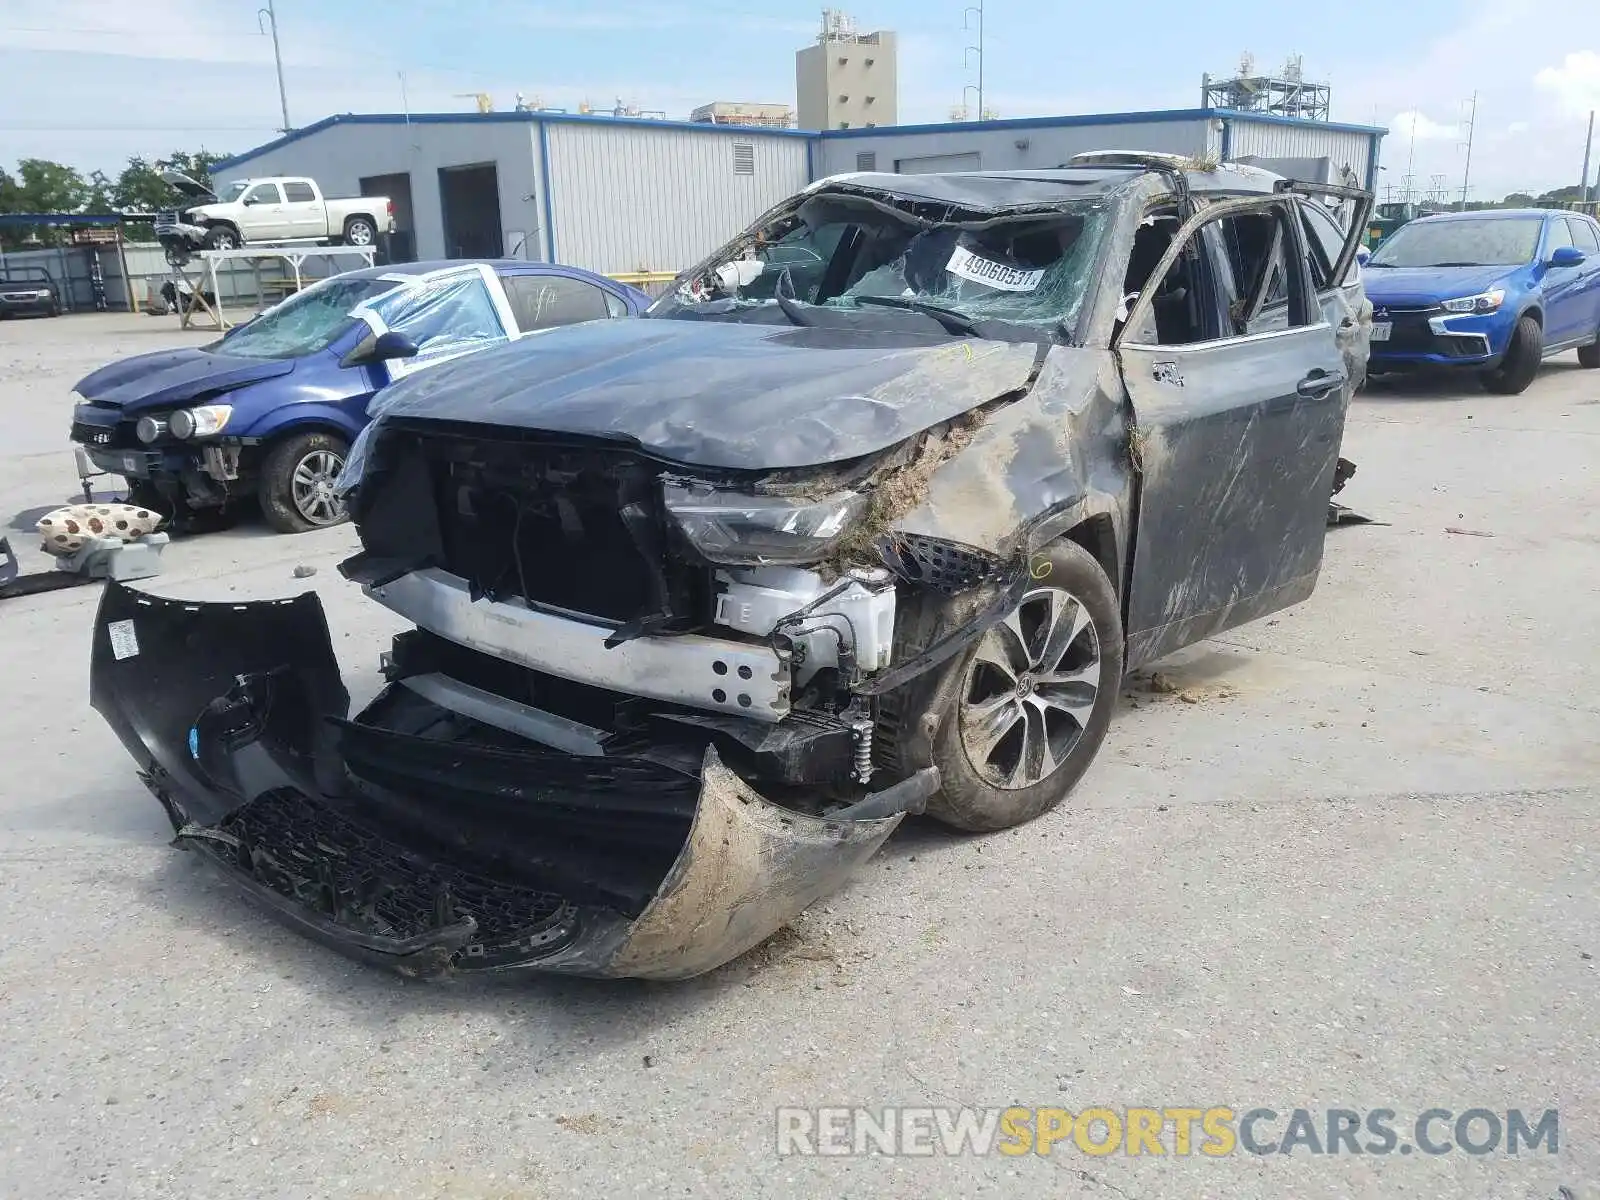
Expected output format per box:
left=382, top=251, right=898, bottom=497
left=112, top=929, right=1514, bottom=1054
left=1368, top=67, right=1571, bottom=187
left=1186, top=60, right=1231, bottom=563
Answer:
left=1296, top=370, right=1345, bottom=398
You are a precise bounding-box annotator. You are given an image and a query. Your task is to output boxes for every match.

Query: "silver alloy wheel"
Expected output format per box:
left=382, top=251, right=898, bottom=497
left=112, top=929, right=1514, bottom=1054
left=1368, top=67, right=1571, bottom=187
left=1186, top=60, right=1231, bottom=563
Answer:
left=289, top=449, right=347, bottom=526
left=346, top=221, right=375, bottom=246
left=957, top=585, right=1103, bottom=790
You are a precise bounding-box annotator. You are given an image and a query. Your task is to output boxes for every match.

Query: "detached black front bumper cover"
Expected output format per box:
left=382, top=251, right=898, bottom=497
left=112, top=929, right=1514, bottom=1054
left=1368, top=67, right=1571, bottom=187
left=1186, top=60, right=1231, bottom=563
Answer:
left=89, top=581, right=934, bottom=980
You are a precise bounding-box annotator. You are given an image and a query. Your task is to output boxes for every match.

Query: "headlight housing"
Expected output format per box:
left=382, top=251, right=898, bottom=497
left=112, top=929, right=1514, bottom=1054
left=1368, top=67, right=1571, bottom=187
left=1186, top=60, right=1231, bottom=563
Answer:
left=135, top=415, right=167, bottom=444
left=663, top=480, right=867, bottom=566
left=168, top=403, right=232, bottom=439
left=1440, top=289, right=1505, bottom=314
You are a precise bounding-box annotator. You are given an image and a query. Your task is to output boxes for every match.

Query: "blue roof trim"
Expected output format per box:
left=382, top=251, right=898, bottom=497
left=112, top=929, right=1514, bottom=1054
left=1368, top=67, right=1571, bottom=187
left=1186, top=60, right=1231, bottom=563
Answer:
left=1215, top=109, right=1388, bottom=136
left=818, top=108, right=1220, bottom=138
left=213, top=106, right=1390, bottom=173
left=214, top=110, right=814, bottom=171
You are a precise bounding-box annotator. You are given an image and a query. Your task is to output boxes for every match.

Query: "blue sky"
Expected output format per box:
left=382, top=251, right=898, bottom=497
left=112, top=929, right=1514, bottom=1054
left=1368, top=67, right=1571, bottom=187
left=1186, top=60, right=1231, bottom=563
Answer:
left=2, top=0, right=1597, bottom=198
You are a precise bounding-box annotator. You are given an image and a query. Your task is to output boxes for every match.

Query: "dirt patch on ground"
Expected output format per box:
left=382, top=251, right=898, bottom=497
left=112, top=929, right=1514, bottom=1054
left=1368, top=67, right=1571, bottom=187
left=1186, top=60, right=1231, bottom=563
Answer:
left=1124, top=669, right=1241, bottom=708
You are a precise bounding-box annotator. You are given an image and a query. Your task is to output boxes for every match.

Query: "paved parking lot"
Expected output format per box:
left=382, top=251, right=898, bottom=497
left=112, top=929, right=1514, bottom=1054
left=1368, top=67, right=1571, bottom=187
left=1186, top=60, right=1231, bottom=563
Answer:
left=2, top=312, right=1597, bottom=1199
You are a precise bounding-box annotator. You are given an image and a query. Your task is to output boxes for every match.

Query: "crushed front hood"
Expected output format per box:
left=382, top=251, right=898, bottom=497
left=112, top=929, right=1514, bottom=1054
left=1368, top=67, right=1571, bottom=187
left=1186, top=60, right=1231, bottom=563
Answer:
left=367, top=317, right=1041, bottom=469
left=75, top=348, right=294, bottom=411
left=88, top=581, right=919, bottom=980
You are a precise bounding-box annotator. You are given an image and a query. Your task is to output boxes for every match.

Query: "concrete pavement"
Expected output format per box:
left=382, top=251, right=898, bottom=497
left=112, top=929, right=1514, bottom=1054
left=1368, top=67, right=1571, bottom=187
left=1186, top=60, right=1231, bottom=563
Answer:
left=1, top=313, right=1595, bottom=1199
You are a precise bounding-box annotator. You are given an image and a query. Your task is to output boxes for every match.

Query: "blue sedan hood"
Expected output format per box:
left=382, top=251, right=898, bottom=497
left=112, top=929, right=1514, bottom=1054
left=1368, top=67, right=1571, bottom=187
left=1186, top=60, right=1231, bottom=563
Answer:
left=75, top=347, right=296, bottom=412
left=1362, top=264, right=1514, bottom=308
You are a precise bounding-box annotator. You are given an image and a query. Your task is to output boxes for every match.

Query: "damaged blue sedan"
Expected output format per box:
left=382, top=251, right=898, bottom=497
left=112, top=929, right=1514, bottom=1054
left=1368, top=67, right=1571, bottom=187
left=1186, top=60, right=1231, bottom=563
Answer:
left=91, top=154, right=1372, bottom=979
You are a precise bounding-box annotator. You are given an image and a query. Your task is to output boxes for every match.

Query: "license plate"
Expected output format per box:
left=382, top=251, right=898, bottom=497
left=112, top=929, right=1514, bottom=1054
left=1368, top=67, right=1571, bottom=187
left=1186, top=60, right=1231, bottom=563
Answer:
left=1370, top=322, right=1392, bottom=342
left=121, top=454, right=143, bottom=473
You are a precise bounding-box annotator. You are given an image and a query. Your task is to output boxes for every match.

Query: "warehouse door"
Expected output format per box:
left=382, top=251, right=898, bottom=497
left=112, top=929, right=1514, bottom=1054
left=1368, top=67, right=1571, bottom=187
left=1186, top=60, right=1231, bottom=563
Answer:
left=361, top=172, right=414, bottom=263
left=894, top=151, right=981, bottom=174
left=438, top=163, right=504, bottom=259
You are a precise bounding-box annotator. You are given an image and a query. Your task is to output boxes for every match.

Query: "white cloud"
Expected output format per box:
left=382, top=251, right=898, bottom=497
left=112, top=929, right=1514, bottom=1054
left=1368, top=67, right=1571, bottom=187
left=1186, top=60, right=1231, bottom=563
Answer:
left=1535, top=51, right=1600, bottom=117
left=1389, top=111, right=1461, bottom=142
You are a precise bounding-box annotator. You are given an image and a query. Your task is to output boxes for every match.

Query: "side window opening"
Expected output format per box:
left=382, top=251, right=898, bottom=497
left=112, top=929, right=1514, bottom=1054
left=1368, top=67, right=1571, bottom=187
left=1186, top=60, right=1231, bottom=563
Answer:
left=1122, top=201, right=1314, bottom=348
left=1121, top=207, right=1203, bottom=346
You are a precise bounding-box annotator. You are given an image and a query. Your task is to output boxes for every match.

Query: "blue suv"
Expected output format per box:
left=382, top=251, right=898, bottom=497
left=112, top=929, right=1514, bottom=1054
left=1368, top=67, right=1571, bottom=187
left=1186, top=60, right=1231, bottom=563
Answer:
left=1364, top=208, right=1600, bottom=393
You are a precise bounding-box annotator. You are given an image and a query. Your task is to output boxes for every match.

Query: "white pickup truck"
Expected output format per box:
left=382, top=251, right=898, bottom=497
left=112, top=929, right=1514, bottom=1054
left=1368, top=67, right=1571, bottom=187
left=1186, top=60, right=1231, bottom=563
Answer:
left=157, top=171, right=394, bottom=252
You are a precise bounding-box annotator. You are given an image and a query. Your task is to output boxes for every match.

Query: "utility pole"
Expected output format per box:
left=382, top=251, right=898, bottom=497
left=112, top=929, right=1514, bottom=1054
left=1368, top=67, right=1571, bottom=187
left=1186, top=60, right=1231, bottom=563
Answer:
left=963, top=1, right=984, bottom=121
left=1582, top=110, right=1595, bottom=205
left=259, top=1, right=291, bottom=133
left=1459, top=92, right=1477, bottom=209
left=1404, top=108, right=1420, bottom=205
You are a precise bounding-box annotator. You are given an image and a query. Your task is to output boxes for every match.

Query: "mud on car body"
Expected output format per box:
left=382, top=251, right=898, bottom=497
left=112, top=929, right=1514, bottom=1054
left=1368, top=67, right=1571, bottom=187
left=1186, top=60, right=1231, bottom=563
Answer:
left=91, top=155, right=1372, bottom=979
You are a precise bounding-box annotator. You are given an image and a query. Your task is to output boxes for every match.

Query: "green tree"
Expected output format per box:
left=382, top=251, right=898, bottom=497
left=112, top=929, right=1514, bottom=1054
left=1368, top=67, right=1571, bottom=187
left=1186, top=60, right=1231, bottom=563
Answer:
left=112, top=156, right=172, bottom=212
left=85, top=170, right=115, bottom=212
left=11, top=158, right=88, bottom=213
left=161, top=149, right=230, bottom=190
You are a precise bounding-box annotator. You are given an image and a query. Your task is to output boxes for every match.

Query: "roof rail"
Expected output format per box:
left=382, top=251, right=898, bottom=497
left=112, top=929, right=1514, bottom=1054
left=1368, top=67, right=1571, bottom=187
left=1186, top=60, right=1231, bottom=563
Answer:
left=1061, top=150, right=1198, bottom=172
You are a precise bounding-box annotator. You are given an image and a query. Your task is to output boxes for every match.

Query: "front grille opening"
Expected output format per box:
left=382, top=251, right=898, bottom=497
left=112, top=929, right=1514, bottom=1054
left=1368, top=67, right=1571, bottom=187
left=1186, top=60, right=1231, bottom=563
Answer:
left=215, top=787, right=578, bottom=965
left=359, top=426, right=711, bottom=628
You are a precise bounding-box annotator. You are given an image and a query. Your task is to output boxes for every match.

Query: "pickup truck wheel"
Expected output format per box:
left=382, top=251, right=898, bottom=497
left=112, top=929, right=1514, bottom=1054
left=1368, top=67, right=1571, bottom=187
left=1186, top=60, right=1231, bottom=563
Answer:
left=1480, top=315, right=1543, bottom=394
left=203, top=225, right=240, bottom=251
left=918, top=540, right=1123, bottom=833
left=343, top=217, right=378, bottom=247
left=258, top=432, right=349, bottom=533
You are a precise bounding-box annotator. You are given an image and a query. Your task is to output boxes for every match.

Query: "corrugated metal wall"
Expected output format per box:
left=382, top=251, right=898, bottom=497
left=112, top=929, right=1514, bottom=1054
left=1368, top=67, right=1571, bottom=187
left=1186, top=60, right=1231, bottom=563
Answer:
left=215, top=121, right=542, bottom=261
left=1222, top=118, right=1374, bottom=189
left=544, top=123, right=809, bottom=275
left=814, top=117, right=1217, bottom=178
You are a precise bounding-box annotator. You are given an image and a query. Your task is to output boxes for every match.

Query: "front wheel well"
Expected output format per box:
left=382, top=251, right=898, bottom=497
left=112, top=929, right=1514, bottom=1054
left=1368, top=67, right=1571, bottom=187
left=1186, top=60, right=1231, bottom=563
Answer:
left=1521, top=306, right=1543, bottom=328
left=1060, top=514, right=1120, bottom=601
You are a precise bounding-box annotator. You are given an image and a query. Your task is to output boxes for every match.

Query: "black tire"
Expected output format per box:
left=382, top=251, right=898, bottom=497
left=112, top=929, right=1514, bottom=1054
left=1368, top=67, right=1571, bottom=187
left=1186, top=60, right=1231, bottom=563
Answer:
left=1480, top=315, right=1543, bottom=394
left=203, top=225, right=240, bottom=251
left=342, top=216, right=378, bottom=248
left=1579, top=328, right=1600, bottom=369
left=257, top=432, right=350, bottom=534
left=887, top=538, right=1123, bottom=833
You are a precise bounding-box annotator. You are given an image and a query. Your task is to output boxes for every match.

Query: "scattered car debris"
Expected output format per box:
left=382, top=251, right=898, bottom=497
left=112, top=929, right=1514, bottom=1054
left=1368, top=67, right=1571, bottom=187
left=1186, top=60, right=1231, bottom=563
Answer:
left=0, top=504, right=168, bottom=601
left=292, top=564, right=318, bottom=579
left=89, top=156, right=1373, bottom=980
left=1445, top=527, right=1495, bottom=538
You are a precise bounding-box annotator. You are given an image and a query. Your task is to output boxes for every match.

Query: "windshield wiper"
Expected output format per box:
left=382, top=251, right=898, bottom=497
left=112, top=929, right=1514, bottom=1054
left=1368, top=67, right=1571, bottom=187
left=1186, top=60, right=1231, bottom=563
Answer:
left=849, top=294, right=982, bottom=337
left=1429, top=261, right=1488, bottom=267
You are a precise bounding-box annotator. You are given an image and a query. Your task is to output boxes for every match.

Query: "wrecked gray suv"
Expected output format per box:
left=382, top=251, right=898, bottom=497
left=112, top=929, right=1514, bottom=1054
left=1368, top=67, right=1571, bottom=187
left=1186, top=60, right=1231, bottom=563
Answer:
left=90, top=154, right=1372, bottom=979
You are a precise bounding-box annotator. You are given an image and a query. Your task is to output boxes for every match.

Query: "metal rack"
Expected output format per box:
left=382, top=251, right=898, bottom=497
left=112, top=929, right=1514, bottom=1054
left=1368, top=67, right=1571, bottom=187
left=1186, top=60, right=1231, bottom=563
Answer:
left=175, top=244, right=378, bottom=330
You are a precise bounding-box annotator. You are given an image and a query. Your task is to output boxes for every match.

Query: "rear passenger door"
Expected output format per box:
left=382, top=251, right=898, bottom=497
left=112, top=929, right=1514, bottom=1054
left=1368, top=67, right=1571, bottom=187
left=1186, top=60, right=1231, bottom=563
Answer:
left=280, top=180, right=323, bottom=241
left=1115, top=196, right=1349, bottom=668
left=497, top=270, right=627, bottom=334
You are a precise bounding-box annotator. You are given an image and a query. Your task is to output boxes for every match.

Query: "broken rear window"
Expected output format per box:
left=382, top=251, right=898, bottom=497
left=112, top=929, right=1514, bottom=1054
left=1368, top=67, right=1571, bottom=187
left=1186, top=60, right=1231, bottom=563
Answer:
left=660, top=193, right=1110, bottom=339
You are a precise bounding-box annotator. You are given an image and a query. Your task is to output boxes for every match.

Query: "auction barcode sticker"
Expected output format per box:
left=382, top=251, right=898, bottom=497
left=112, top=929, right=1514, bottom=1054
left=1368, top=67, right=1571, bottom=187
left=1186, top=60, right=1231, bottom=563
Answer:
left=108, top=619, right=140, bottom=661
left=946, top=245, right=1045, bottom=292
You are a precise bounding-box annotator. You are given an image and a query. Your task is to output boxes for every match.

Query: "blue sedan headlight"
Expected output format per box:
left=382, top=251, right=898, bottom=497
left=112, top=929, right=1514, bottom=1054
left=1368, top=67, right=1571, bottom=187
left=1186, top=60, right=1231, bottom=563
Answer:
left=1440, top=289, right=1505, bottom=314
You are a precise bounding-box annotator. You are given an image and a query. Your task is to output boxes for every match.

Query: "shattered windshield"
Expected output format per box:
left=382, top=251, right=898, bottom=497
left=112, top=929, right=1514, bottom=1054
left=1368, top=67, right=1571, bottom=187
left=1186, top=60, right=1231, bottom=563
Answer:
left=215, top=274, right=396, bottom=359
left=656, top=192, right=1110, bottom=340
left=1369, top=217, right=1543, bottom=268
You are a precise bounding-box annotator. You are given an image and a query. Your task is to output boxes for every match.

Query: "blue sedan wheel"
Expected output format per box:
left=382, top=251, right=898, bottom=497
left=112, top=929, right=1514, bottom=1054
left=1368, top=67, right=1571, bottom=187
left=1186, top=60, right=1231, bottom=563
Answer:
left=258, top=432, right=350, bottom=533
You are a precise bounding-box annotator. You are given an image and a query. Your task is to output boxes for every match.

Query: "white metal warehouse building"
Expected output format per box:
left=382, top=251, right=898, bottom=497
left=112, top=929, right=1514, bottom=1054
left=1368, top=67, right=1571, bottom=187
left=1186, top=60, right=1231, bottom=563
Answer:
left=212, top=108, right=1385, bottom=276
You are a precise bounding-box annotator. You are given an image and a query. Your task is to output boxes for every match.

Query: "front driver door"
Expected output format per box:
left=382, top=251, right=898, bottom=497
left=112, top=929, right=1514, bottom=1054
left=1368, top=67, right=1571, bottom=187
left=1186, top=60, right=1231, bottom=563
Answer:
left=1116, top=195, right=1350, bottom=668
left=241, top=182, right=288, bottom=240
left=1541, top=218, right=1586, bottom=345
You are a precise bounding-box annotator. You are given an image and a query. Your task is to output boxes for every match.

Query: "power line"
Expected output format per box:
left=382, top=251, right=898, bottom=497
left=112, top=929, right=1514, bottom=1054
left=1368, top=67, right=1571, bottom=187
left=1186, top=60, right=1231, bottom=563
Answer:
left=0, top=23, right=261, bottom=37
